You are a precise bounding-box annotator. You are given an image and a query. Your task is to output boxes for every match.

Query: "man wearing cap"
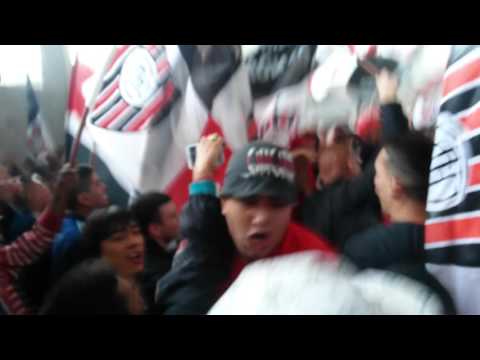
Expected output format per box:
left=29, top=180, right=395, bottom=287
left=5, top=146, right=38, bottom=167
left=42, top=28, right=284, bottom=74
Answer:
left=154, top=136, right=333, bottom=315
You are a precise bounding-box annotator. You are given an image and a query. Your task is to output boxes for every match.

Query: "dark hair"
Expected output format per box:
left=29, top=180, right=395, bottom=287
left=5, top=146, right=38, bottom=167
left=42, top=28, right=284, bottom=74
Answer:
left=76, top=207, right=138, bottom=262
left=383, top=131, right=433, bottom=203
left=67, top=164, right=94, bottom=210
left=50, top=208, right=141, bottom=291
left=40, top=259, right=131, bottom=315
left=130, top=192, right=172, bottom=239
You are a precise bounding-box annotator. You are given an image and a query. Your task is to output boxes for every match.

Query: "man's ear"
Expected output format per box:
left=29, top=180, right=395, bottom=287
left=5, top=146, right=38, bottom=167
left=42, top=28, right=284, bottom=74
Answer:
left=148, top=222, right=162, bottom=239
left=391, top=176, right=404, bottom=199
left=220, top=198, right=227, bottom=216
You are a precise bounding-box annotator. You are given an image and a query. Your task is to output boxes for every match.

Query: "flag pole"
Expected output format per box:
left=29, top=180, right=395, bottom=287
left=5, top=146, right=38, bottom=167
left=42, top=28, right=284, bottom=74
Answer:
left=89, top=140, right=97, bottom=169
left=64, top=55, right=79, bottom=164
left=358, top=58, right=380, bottom=76
left=68, top=46, right=117, bottom=165
left=346, top=45, right=380, bottom=76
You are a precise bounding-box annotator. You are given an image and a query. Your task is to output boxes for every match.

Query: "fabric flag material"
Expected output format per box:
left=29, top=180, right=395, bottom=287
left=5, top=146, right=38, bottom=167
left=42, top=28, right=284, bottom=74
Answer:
left=425, top=45, right=480, bottom=314
left=66, top=45, right=252, bottom=209
left=246, top=45, right=321, bottom=147
left=26, top=76, right=48, bottom=156
left=89, top=45, right=180, bottom=133
left=65, top=45, right=452, bottom=211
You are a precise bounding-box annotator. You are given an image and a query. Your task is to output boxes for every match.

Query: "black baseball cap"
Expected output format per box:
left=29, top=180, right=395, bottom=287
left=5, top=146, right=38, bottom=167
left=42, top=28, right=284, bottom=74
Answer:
left=221, top=142, right=297, bottom=204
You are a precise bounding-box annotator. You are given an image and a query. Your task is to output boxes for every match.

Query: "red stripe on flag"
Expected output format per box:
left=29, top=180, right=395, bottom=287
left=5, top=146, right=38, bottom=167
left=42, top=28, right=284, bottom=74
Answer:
left=67, top=62, right=94, bottom=119
left=124, top=81, right=175, bottom=132
left=443, top=57, right=480, bottom=97
left=94, top=78, right=120, bottom=110
left=426, top=216, right=480, bottom=244
left=96, top=100, right=130, bottom=129
left=165, top=116, right=233, bottom=210
left=365, top=45, right=377, bottom=58
left=106, top=45, right=131, bottom=72
left=468, top=162, right=480, bottom=186
left=157, top=60, right=169, bottom=72
left=460, top=105, right=480, bottom=131
left=146, top=45, right=160, bottom=56
left=247, top=118, right=258, bottom=141
left=165, top=166, right=192, bottom=211
left=94, top=54, right=167, bottom=113
left=347, top=45, right=377, bottom=58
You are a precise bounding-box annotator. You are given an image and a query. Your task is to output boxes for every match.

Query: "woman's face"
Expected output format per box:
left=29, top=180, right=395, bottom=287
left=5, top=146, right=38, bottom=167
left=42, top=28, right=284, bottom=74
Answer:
left=100, top=224, right=145, bottom=279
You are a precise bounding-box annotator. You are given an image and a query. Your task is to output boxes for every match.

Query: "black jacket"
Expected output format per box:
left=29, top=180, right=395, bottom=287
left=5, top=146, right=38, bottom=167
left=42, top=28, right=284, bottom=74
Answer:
left=142, top=239, right=174, bottom=312
left=344, top=223, right=456, bottom=314
left=300, top=162, right=380, bottom=248
left=155, top=103, right=415, bottom=314
left=153, top=194, right=235, bottom=315
left=298, top=103, right=408, bottom=248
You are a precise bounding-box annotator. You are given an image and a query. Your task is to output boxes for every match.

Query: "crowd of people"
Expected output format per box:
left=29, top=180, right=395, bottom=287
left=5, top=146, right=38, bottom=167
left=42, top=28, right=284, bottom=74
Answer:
left=0, top=68, right=456, bottom=315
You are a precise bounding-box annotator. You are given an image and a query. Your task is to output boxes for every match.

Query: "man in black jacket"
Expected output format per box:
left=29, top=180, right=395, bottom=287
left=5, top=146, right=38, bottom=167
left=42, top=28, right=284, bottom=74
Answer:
left=342, top=131, right=456, bottom=314
left=154, top=136, right=333, bottom=315
left=130, top=192, right=180, bottom=311
left=299, top=69, right=409, bottom=249
left=299, top=139, right=380, bottom=248
left=299, top=69, right=455, bottom=313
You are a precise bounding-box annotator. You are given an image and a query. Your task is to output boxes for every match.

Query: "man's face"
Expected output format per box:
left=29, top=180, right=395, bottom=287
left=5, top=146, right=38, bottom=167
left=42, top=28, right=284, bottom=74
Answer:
left=374, top=149, right=394, bottom=215
left=221, top=196, right=293, bottom=260
left=150, top=201, right=180, bottom=244
left=317, top=148, right=346, bottom=186
left=101, top=224, right=145, bottom=279
left=317, top=142, right=361, bottom=187
left=82, top=173, right=109, bottom=210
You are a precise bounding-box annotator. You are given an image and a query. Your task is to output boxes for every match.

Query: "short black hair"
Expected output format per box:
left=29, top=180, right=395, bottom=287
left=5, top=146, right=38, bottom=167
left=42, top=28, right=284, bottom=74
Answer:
left=130, top=193, right=172, bottom=239
left=383, top=131, right=433, bottom=203
left=77, top=207, right=139, bottom=261
left=52, top=207, right=138, bottom=279
left=40, top=259, right=131, bottom=315
left=67, top=164, right=94, bottom=210
left=50, top=208, right=140, bottom=283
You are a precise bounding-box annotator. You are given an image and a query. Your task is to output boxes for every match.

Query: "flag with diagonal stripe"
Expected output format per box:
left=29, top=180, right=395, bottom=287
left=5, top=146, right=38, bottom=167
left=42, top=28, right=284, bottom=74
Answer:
left=425, top=45, right=480, bottom=314
left=89, top=45, right=181, bottom=132
left=66, top=45, right=252, bottom=209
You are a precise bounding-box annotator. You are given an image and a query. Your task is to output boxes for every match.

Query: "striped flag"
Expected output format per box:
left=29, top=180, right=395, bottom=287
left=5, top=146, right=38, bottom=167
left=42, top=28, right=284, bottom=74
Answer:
left=65, top=53, right=132, bottom=206
left=26, top=76, right=48, bottom=156
left=66, top=45, right=252, bottom=209
left=89, top=45, right=181, bottom=133
left=425, top=45, right=480, bottom=314
left=65, top=45, right=447, bottom=214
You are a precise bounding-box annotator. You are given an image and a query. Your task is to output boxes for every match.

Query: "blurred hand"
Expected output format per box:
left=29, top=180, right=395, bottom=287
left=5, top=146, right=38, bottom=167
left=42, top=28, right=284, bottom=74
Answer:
left=291, top=148, right=317, bottom=163
left=51, top=163, right=78, bottom=215
left=193, top=134, right=224, bottom=181
left=375, top=69, right=399, bottom=104
left=326, top=126, right=350, bottom=147
left=0, top=177, right=23, bottom=203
